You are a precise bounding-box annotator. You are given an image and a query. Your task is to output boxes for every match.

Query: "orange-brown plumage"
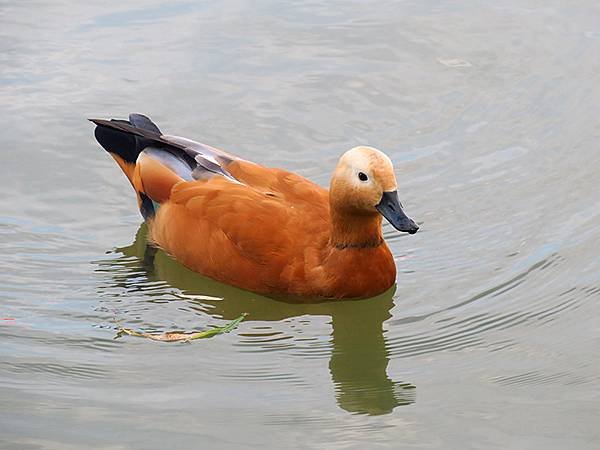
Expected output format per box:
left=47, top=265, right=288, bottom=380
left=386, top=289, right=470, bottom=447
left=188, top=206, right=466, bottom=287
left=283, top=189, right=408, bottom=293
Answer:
left=92, top=114, right=419, bottom=299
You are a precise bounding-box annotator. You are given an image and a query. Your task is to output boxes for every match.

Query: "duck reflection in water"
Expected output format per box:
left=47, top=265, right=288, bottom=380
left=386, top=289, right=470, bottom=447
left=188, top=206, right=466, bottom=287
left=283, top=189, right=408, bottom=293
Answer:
left=97, top=224, right=416, bottom=415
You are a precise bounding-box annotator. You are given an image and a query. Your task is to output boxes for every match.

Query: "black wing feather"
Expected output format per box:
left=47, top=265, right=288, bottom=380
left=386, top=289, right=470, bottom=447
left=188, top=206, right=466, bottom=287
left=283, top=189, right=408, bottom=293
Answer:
left=90, top=116, right=196, bottom=168
left=90, top=114, right=238, bottom=182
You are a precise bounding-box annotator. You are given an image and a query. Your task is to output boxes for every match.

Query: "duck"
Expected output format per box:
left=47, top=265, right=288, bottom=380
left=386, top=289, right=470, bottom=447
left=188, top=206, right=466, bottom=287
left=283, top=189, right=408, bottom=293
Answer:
left=91, top=113, right=419, bottom=299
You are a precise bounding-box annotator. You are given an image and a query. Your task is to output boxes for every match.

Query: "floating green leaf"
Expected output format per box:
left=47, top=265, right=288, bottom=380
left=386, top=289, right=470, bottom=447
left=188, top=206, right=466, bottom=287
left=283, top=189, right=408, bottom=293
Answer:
left=114, top=313, right=247, bottom=343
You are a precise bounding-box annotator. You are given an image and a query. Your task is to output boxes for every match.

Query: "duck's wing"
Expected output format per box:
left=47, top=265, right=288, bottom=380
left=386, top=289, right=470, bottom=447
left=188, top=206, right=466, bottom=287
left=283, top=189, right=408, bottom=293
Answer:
left=91, top=113, right=246, bottom=218
left=91, top=114, right=239, bottom=183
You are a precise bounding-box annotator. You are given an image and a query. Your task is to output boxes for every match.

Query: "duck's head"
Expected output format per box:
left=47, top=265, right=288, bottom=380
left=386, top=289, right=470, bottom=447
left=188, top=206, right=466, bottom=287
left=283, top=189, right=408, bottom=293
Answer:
left=330, top=146, right=419, bottom=234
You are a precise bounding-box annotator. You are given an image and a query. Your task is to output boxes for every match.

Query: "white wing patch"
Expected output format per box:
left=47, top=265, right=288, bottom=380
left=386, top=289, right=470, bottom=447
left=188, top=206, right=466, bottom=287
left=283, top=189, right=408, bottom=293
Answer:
left=144, top=135, right=243, bottom=184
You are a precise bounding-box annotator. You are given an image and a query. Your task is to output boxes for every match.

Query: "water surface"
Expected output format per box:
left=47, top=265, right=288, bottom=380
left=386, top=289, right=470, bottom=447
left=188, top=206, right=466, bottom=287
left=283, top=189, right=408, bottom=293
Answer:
left=2, top=1, right=600, bottom=448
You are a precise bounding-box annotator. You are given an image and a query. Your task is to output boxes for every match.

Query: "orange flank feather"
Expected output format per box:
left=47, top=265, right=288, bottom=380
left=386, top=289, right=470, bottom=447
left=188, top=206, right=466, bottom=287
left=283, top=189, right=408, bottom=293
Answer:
left=91, top=114, right=419, bottom=299
left=137, top=153, right=183, bottom=203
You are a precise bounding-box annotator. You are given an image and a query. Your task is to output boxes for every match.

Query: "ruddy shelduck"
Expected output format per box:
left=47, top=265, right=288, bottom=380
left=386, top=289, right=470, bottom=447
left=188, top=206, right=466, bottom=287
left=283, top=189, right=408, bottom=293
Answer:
left=91, top=114, right=419, bottom=299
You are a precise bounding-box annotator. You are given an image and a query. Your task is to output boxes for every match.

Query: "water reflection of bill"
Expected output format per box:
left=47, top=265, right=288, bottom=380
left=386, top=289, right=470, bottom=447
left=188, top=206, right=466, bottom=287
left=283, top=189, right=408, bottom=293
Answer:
left=96, top=224, right=415, bottom=415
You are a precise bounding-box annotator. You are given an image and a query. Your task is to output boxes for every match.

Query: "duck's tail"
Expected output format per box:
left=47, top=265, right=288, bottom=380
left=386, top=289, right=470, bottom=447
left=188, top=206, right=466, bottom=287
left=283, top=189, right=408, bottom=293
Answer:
left=90, top=113, right=184, bottom=220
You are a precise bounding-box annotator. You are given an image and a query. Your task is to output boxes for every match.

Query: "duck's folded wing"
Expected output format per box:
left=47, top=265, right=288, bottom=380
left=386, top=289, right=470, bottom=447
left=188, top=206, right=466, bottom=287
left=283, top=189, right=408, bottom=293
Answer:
left=90, top=114, right=240, bottom=184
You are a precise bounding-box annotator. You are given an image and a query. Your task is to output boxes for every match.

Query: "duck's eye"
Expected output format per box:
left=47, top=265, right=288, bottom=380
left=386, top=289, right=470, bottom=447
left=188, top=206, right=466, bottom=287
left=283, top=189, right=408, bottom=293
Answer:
left=358, top=172, right=368, bottom=182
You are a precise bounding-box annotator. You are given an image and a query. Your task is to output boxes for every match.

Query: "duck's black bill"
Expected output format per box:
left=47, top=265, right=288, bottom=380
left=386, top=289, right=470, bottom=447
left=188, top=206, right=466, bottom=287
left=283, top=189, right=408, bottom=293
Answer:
left=376, top=190, right=419, bottom=234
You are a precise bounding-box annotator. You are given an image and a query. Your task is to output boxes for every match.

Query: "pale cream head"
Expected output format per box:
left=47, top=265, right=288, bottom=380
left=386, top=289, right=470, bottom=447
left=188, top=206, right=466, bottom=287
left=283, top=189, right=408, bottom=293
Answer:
left=330, top=146, right=398, bottom=213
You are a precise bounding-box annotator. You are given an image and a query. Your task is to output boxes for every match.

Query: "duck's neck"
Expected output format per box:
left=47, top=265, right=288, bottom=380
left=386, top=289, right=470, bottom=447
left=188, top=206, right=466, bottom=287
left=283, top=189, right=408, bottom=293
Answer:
left=330, top=209, right=384, bottom=249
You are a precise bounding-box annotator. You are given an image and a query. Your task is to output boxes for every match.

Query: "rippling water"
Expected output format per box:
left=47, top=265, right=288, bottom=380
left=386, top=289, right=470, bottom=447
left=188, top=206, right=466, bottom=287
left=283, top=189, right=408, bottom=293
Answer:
left=2, top=1, right=600, bottom=448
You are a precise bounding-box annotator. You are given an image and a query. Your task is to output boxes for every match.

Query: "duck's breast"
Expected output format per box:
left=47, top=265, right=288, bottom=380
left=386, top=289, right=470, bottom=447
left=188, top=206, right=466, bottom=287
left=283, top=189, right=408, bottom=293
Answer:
left=320, top=244, right=397, bottom=298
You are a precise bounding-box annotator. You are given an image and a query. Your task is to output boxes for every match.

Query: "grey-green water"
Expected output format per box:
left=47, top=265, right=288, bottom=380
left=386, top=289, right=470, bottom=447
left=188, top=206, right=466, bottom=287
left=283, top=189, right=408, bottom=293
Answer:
left=2, top=1, right=600, bottom=448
